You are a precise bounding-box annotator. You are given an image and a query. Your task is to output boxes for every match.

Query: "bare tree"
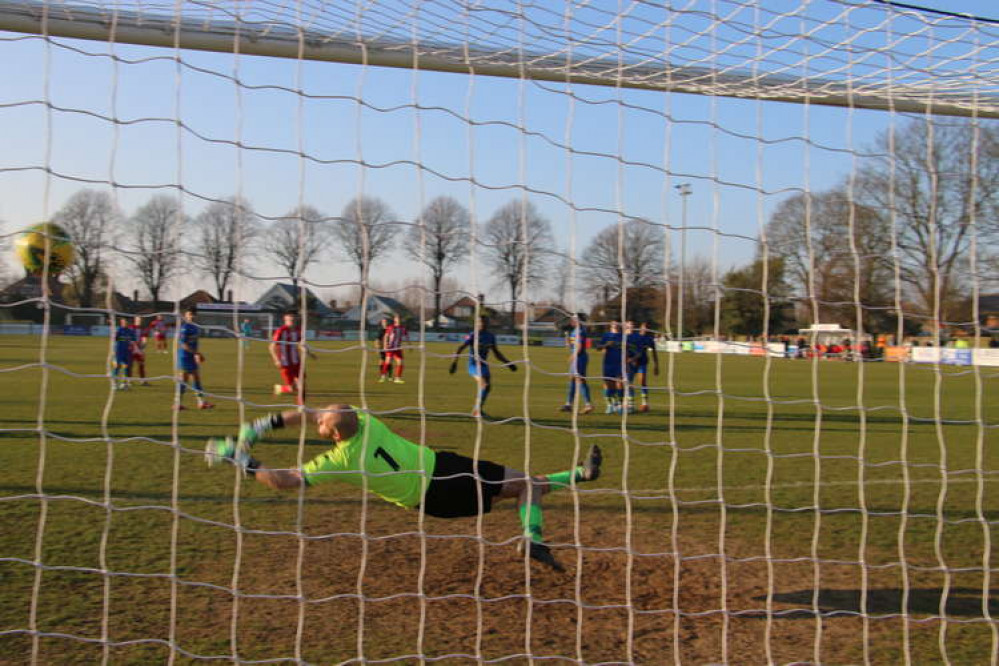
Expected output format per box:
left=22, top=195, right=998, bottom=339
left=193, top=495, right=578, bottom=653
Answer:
left=266, top=205, right=329, bottom=288
left=334, top=196, right=397, bottom=304
left=581, top=219, right=666, bottom=294
left=120, top=195, right=187, bottom=304
left=550, top=250, right=577, bottom=311
left=393, top=278, right=431, bottom=315
left=480, top=199, right=555, bottom=328
left=193, top=197, right=259, bottom=301
left=678, top=256, right=718, bottom=337
left=857, top=120, right=999, bottom=324
left=405, top=196, right=470, bottom=326
left=978, top=253, right=999, bottom=292
left=766, top=185, right=894, bottom=331
left=53, top=189, right=119, bottom=307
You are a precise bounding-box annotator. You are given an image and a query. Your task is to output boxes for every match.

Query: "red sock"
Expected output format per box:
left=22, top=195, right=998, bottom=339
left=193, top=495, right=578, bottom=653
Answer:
left=394, top=362, right=404, bottom=378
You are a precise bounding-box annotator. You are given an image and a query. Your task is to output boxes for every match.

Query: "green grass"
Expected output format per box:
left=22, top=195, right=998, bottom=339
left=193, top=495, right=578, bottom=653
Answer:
left=0, top=335, right=997, bottom=664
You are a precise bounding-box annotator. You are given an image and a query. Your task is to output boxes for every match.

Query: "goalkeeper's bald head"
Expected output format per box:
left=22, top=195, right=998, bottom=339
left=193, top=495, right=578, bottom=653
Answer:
left=316, top=403, right=358, bottom=443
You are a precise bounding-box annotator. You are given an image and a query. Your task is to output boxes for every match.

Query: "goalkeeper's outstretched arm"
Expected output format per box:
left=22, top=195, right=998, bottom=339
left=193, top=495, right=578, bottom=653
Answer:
left=211, top=404, right=363, bottom=492
left=254, top=465, right=304, bottom=491
left=207, top=408, right=314, bottom=490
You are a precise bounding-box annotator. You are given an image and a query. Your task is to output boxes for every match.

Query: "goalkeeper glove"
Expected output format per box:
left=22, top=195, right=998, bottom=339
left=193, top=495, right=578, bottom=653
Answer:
left=205, top=436, right=259, bottom=475
left=238, top=413, right=284, bottom=449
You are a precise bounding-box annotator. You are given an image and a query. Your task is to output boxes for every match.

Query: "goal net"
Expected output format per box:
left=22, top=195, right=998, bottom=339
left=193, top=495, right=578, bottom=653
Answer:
left=1, top=0, right=997, bottom=663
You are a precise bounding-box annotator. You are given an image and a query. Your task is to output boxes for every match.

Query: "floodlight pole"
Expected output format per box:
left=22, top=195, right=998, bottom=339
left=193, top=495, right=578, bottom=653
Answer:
left=675, top=183, right=692, bottom=343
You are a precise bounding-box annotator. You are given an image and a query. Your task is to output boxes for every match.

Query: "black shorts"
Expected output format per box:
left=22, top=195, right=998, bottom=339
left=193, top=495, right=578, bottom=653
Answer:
left=421, top=451, right=506, bottom=518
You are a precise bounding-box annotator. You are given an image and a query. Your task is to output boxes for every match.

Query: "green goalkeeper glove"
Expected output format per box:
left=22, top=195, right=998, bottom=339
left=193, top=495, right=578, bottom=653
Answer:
left=238, top=414, right=283, bottom=448
left=205, top=436, right=258, bottom=475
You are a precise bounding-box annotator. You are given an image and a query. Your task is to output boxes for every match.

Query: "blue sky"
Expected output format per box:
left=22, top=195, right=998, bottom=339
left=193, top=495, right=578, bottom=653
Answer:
left=1, top=0, right=997, bottom=308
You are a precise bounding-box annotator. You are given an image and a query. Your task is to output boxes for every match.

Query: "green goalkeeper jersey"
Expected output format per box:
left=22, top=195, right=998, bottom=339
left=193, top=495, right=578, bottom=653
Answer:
left=301, top=411, right=437, bottom=509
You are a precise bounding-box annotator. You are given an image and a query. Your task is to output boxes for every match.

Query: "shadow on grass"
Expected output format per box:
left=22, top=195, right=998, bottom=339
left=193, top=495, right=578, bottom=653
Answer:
left=386, top=409, right=973, bottom=436
left=0, top=485, right=358, bottom=506
left=752, top=587, right=999, bottom=619
left=2, top=405, right=982, bottom=441
left=1, top=485, right=996, bottom=522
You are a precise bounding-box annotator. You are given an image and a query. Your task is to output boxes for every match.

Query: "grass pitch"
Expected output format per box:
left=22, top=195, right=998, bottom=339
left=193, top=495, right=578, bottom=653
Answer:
left=0, top=334, right=997, bottom=664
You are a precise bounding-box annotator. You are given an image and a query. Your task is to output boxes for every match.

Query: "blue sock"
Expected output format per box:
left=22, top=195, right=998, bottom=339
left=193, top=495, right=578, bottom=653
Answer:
left=566, top=381, right=576, bottom=405
left=581, top=382, right=591, bottom=404
left=194, top=379, right=203, bottom=398
left=478, top=385, right=491, bottom=409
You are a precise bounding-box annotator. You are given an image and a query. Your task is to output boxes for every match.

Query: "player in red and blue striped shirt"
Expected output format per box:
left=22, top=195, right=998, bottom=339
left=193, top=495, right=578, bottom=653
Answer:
left=270, top=310, right=316, bottom=405
left=379, top=313, right=409, bottom=384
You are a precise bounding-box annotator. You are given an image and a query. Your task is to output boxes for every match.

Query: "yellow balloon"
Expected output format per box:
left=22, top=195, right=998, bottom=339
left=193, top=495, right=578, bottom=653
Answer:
left=14, top=223, right=76, bottom=276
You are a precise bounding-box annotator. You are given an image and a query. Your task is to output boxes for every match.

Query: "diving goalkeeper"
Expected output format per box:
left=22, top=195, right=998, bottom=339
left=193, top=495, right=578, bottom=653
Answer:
left=205, top=404, right=602, bottom=571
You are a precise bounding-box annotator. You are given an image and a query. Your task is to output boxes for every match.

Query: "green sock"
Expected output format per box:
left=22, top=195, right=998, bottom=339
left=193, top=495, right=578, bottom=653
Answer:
left=544, top=467, right=583, bottom=488
left=519, top=504, right=544, bottom=542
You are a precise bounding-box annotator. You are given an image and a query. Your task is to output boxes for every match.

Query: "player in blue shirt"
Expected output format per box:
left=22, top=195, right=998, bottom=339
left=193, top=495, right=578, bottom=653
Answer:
left=449, top=315, right=517, bottom=418
left=596, top=321, right=625, bottom=413
left=175, top=308, right=213, bottom=410
left=112, top=317, right=137, bottom=390
left=627, top=321, right=660, bottom=412
left=558, top=313, right=594, bottom=414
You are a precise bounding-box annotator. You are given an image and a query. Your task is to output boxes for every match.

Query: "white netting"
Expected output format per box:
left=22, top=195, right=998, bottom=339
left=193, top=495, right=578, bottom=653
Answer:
left=1, top=0, right=997, bottom=663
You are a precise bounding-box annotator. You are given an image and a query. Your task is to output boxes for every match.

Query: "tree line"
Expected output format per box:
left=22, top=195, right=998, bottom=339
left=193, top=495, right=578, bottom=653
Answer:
left=18, top=192, right=564, bottom=327
left=5, top=119, right=995, bottom=338
left=763, top=119, right=998, bottom=336
left=590, top=120, right=998, bottom=338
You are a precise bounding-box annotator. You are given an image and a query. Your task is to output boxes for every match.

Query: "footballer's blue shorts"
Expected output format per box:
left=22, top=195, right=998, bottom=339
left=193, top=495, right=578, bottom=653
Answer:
left=115, top=352, right=132, bottom=366
left=631, top=360, right=648, bottom=376
left=467, top=359, right=491, bottom=380
left=569, top=352, right=589, bottom=378
left=177, top=353, right=198, bottom=373
left=602, top=361, right=624, bottom=380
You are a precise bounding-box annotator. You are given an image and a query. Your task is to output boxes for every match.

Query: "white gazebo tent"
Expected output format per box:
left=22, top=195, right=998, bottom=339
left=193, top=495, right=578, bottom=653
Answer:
left=797, top=323, right=871, bottom=345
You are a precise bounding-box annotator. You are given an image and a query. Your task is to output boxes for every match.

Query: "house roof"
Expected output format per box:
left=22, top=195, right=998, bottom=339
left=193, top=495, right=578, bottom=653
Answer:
left=255, top=283, right=334, bottom=316
left=980, top=293, right=999, bottom=314
left=514, top=306, right=567, bottom=325
left=371, top=294, right=408, bottom=313
left=181, top=290, right=219, bottom=307
left=341, top=294, right=412, bottom=321
left=0, top=275, right=68, bottom=302
left=444, top=295, right=478, bottom=311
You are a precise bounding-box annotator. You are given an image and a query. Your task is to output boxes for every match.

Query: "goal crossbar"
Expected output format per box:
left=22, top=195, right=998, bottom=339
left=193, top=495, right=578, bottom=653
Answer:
left=1, top=0, right=997, bottom=119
